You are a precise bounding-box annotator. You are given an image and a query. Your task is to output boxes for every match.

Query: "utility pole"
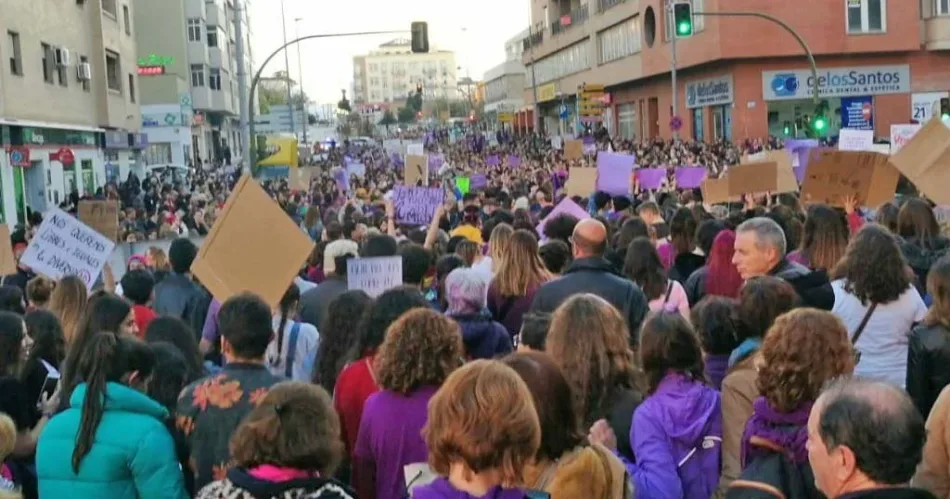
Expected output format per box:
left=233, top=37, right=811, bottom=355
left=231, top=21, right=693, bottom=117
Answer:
left=234, top=0, right=251, bottom=174
left=294, top=17, right=308, bottom=147
left=527, top=22, right=541, bottom=135
left=669, top=0, right=679, bottom=140
left=280, top=0, right=295, bottom=138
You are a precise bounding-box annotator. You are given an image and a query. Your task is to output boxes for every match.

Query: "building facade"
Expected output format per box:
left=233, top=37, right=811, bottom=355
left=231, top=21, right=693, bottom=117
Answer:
left=0, top=0, right=141, bottom=227
left=133, top=0, right=253, bottom=168
left=521, top=0, right=950, bottom=141
left=483, top=29, right=530, bottom=131
left=253, top=104, right=308, bottom=136
left=352, top=40, right=458, bottom=106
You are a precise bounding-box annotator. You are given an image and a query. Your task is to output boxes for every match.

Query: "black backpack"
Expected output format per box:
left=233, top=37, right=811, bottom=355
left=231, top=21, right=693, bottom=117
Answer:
left=725, top=439, right=823, bottom=499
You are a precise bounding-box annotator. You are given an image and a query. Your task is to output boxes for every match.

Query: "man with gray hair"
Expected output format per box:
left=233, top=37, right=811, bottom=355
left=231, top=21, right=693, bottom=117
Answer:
left=733, top=217, right=834, bottom=310
left=807, top=378, right=934, bottom=498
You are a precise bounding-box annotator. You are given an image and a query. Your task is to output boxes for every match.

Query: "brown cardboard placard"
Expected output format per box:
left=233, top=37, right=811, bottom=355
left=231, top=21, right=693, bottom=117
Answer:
left=0, top=225, right=16, bottom=276
left=405, top=155, right=428, bottom=186
left=78, top=200, right=119, bottom=242
left=727, top=162, right=779, bottom=196
left=800, top=150, right=899, bottom=207
left=566, top=167, right=597, bottom=197
left=564, top=140, right=583, bottom=160
left=701, top=178, right=740, bottom=204
left=889, top=119, right=950, bottom=205
left=191, top=174, right=315, bottom=310
left=741, top=150, right=799, bottom=194
left=291, top=168, right=311, bottom=191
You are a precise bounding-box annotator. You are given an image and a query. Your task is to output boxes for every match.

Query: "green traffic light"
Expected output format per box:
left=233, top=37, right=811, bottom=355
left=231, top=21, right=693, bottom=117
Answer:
left=813, top=117, right=826, bottom=132
left=942, top=113, right=950, bottom=120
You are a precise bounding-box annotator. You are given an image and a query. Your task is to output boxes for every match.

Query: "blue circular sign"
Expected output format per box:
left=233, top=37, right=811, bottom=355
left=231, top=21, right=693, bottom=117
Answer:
left=9, top=150, right=24, bottom=164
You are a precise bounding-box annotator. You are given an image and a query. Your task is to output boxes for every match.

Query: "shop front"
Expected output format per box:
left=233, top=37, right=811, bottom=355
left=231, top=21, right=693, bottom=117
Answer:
left=685, top=74, right=734, bottom=142
left=761, top=64, right=911, bottom=138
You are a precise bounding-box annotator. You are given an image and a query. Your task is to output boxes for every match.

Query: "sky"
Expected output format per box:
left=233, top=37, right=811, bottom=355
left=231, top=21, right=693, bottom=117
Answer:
left=247, top=0, right=529, bottom=107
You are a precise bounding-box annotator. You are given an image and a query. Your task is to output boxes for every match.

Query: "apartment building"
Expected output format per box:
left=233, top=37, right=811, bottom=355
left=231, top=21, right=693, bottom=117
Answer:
left=133, top=0, right=253, bottom=167
left=352, top=39, right=458, bottom=106
left=0, top=0, right=142, bottom=226
left=518, top=0, right=950, bottom=141
left=483, top=29, right=530, bottom=130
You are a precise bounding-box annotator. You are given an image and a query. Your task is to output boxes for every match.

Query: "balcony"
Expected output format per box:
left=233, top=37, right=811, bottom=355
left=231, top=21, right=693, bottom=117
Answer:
left=924, top=14, right=950, bottom=50
left=522, top=23, right=545, bottom=51
left=551, top=4, right=590, bottom=36
left=597, top=0, right=625, bottom=13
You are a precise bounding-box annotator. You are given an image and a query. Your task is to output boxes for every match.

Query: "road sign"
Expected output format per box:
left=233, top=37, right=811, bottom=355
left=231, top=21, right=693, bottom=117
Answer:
left=579, top=83, right=606, bottom=120
left=670, top=116, right=683, bottom=131
left=559, top=105, right=569, bottom=119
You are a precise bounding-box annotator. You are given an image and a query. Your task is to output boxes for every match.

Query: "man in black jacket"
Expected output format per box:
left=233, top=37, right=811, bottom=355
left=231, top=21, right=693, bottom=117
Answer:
left=529, top=219, right=649, bottom=346
left=153, top=238, right=206, bottom=328
left=734, top=217, right=835, bottom=310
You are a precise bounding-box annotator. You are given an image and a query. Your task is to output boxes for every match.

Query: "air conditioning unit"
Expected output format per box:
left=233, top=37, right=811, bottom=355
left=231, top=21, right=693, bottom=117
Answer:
left=77, top=62, right=92, bottom=81
left=55, top=48, right=71, bottom=67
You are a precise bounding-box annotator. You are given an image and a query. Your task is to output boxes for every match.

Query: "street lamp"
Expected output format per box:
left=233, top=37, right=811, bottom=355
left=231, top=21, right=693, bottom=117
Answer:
left=294, top=17, right=308, bottom=147
left=279, top=0, right=295, bottom=138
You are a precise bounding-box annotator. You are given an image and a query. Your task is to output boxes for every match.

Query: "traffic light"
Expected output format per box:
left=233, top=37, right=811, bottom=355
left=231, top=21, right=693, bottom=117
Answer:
left=811, top=114, right=827, bottom=135
left=411, top=22, right=429, bottom=53
left=941, top=97, right=950, bottom=121
left=673, top=1, right=693, bottom=38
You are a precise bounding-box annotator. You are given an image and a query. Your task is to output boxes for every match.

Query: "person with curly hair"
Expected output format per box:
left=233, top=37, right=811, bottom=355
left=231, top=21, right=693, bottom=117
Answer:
left=728, top=309, right=855, bottom=497
left=352, top=308, right=464, bottom=499
left=545, top=294, right=643, bottom=464
left=831, top=224, right=927, bottom=389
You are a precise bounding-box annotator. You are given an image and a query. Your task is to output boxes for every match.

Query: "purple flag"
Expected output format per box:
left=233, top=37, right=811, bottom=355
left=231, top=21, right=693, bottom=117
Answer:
left=486, top=155, right=500, bottom=166
left=536, top=198, right=591, bottom=236
left=471, top=174, right=488, bottom=190
left=596, top=152, right=635, bottom=196
left=507, top=155, right=522, bottom=168
left=636, top=168, right=667, bottom=190
left=785, top=139, right=819, bottom=171
left=674, top=167, right=707, bottom=189
left=332, top=167, right=349, bottom=192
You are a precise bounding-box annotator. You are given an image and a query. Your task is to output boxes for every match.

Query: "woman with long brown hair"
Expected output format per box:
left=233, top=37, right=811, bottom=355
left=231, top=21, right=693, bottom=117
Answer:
left=788, top=204, right=849, bottom=271
left=47, top=276, right=88, bottom=346
left=488, top=230, right=553, bottom=336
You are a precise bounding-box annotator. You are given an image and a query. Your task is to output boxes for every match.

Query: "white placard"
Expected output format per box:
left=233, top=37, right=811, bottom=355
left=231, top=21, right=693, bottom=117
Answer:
left=347, top=256, right=403, bottom=298
left=21, top=208, right=116, bottom=290
left=838, top=129, right=874, bottom=151
left=912, top=92, right=949, bottom=123
left=890, top=124, right=922, bottom=154
left=406, top=143, right=424, bottom=156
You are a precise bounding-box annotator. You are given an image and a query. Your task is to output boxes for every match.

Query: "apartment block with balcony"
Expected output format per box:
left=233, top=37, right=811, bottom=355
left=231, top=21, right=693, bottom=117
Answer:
left=133, top=0, right=253, bottom=167
left=482, top=29, right=529, bottom=130
left=0, top=0, right=142, bottom=226
left=351, top=39, right=458, bottom=107
left=521, top=0, right=950, bottom=141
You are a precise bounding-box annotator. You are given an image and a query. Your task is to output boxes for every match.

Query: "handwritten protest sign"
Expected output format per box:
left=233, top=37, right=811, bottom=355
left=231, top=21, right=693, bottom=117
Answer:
left=455, top=177, right=470, bottom=195
left=407, top=143, right=424, bottom=156
left=0, top=225, right=16, bottom=276
left=470, top=174, right=488, bottom=190
left=536, top=198, right=590, bottom=236
left=800, top=150, right=899, bottom=207
left=890, top=124, right=921, bottom=154
left=348, top=256, right=403, bottom=298
left=393, top=186, right=443, bottom=226
left=78, top=200, right=120, bottom=242
left=20, top=208, right=116, bottom=290
left=838, top=129, right=874, bottom=151
left=405, top=155, right=428, bottom=186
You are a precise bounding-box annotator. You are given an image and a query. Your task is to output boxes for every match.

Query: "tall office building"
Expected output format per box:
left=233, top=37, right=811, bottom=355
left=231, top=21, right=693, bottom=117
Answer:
left=352, top=39, right=458, bottom=106
left=133, top=0, right=253, bottom=167
left=0, top=0, right=142, bottom=226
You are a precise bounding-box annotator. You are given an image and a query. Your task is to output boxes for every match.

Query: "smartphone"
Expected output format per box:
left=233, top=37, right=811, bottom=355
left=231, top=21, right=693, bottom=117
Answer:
left=37, top=373, right=60, bottom=406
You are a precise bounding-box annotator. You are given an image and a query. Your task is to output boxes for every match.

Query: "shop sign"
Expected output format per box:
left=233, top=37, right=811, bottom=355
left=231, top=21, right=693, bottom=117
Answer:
left=538, top=83, right=557, bottom=103
left=761, top=64, right=910, bottom=101
left=50, top=147, right=75, bottom=167
left=104, top=131, right=128, bottom=149
left=137, top=54, right=175, bottom=67
left=686, top=75, right=734, bottom=109
left=137, top=65, right=165, bottom=76
left=841, top=96, right=874, bottom=130
left=8, top=147, right=31, bottom=167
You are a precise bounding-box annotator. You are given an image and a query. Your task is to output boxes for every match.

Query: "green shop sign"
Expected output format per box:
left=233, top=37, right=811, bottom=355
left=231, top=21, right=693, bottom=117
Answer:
left=137, top=54, right=175, bottom=67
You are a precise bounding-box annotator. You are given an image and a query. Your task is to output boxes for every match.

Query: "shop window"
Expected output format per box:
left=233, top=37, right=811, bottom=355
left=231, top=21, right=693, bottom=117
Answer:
left=692, top=108, right=704, bottom=141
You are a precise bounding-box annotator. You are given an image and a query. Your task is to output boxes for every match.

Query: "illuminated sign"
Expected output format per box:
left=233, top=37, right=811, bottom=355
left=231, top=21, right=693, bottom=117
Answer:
left=137, top=54, right=175, bottom=67
left=137, top=65, right=166, bottom=76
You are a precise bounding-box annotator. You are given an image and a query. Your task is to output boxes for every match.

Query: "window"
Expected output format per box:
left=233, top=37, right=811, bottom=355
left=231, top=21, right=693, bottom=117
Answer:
left=207, top=26, right=218, bottom=47
left=7, top=31, right=22, bottom=75
left=617, top=103, right=636, bottom=140
left=191, top=64, right=205, bottom=87
left=123, top=5, right=131, bottom=34
left=57, top=57, right=68, bottom=87
left=524, top=40, right=591, bottom=86
left=101, top=0, right=118, bottom=18
left=847, top=0, right=886, bottom=33
left=79, top=55, right=90, bottom=92
left=665, top=0, right=705, bottom=40
left=128, top=74, right=135, bottom=102
left=105, top=50, right=121, bottom=92
left=937, top=0, right=950, bottom=16
left=41, top=43, right=54, bottom=83
left=599, top=16, right=642, bottom=64
left=209, top=68, right=221, bottom=90
left=692, top=108, right=704, bottom=141
left=187, top=19, right=202, bottom=42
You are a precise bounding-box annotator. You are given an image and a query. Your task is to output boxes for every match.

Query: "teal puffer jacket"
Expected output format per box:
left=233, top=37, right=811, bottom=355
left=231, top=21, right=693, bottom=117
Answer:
left=37, top=382, right=189, bottom=499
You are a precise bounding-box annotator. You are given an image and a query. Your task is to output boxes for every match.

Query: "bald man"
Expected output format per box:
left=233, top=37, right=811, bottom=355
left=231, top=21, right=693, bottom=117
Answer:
left=529, top=218, right=649, bottom=346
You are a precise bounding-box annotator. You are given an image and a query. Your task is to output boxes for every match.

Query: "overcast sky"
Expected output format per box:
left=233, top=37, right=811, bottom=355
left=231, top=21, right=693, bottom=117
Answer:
left=247, top=0, right=529, bottom=106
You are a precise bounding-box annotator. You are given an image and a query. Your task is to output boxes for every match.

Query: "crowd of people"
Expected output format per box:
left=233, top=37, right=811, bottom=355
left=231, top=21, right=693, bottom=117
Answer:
left=0, top=127, right=948, bottom=499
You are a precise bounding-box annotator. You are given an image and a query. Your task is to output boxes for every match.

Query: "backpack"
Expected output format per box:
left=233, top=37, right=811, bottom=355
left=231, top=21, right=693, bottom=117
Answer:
left=725, top=438, right=821, bottom=499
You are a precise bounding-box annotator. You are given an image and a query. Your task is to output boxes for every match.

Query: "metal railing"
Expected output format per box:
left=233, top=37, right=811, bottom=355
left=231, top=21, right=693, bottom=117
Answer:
left=597, top=0, right=625, bottom=14
left=551, top=4, right=590, bottom=35
left=522, top=23, right=545, bottom=50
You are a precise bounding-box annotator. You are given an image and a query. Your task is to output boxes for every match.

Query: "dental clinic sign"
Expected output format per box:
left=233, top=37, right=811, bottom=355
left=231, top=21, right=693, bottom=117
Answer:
left=761, top=64, right=910, bottom=101
left=686, top=75, right=734, bottom=109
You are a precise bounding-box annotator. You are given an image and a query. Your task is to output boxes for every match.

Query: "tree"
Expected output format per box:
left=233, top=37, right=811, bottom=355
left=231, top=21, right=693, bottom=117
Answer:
left=291, top=90, right=309, bottom=111
left=258, top=85, right=287, bottom=114
left=397, top=106, right=416, bottom=125
left=380, top=110, right=397, bottom=127
left=406, top=92, right=422, bottom=113
left=308, top=113, right=317, bottom=125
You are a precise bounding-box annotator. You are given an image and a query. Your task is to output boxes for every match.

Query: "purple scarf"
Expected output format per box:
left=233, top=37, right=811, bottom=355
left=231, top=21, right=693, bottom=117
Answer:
left=741, top=397, right=812, bottom=467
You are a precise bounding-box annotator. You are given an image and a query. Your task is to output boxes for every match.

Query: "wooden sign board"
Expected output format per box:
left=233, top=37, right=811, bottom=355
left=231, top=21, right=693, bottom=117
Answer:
left=405, top=155, right=429, bottom=186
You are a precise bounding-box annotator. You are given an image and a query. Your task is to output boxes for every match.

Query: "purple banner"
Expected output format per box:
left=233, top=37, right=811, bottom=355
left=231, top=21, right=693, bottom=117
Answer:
left=596, top=152, right=635, bottom=196
left=794, top=166, right=806, bottom=184
left=332, top=167, right=349, bottom=192
left=674, top=167, right=707, bottom=189
left=486, top=155, right=500, bottom=166
left=636, top=168, right=667, bottom=190
left=470, top=174, right=488, bottom=190
left=785, top=139, right=819, bottom=171
left=393, top=186, right=443, bottom=226
left=507, top=155, right=522, bottom=168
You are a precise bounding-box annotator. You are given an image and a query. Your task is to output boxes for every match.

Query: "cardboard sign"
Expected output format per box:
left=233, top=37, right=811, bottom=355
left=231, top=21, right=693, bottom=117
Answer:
left=564, top=140, right=583, bottom=160
left=734, top=151, right=800, bottom=194
left=393, top=186, right=442, bottom=226
left=78, top=200, right=120, bottom=243
left=800, top=150, right=899, bottom=207
left=727, top=162, right=779, bottom=196
left=566, top=167, right=597, bottom=197
left=0, top=225, right=17, bottom=276
left=20, top=208, right=116, bottom=290
left=701, top=178, right=740, bottom=204
left=536, top=198, right=590, bottom=236
left=405, top=155, right=428, bottom=186
left=889, top=119, right=950, bottom=205
left=291, top=168, right=311, bottom=191
left=347, top=256, right=403, bottom=298
left=191, top=174, right=315, bottom=310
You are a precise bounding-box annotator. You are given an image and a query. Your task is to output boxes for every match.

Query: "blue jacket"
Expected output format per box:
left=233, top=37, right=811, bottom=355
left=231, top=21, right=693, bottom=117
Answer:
left=630, top=373, right=721, bottom=499
left=449, top=312, right=513, bottom=360
left=37, top=382, right=189, bottom=499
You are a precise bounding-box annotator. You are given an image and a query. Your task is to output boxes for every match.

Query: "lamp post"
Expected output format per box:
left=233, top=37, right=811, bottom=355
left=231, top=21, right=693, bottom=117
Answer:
left=279, top=0, right=295, bottom=138
left=294, top=17, right=308, bottom=147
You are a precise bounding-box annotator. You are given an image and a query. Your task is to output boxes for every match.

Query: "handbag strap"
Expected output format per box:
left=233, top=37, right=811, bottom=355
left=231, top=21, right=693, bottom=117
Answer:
left=850, top=302, right=878, bottom=345
left=663, top=281, right=674, bottom=305
left=285, top=322, right=301, bottom=379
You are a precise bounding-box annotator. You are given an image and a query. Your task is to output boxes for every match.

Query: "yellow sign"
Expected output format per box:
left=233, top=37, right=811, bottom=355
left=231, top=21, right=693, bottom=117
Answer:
left=498, top=112, right=514, bottom=123
left=538, top=83, right=557, bottom=103
left=257, top=136, right=300, bottom=168
left=579, top=83, right=605, bottom=119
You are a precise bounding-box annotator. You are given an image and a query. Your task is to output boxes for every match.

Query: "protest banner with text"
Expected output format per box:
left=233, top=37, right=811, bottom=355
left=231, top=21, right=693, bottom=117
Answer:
left=20, top=208, right=116, bottom=290
left=393, top=186, right=443, bottom=226
left=348, top=256, right=403, bottom=298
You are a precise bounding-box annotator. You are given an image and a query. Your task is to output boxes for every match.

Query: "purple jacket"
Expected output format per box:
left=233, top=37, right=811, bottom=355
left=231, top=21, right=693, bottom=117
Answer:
left=630, top=373, right=722, bottom=499
left=414, top=478, right=526, bottom=499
